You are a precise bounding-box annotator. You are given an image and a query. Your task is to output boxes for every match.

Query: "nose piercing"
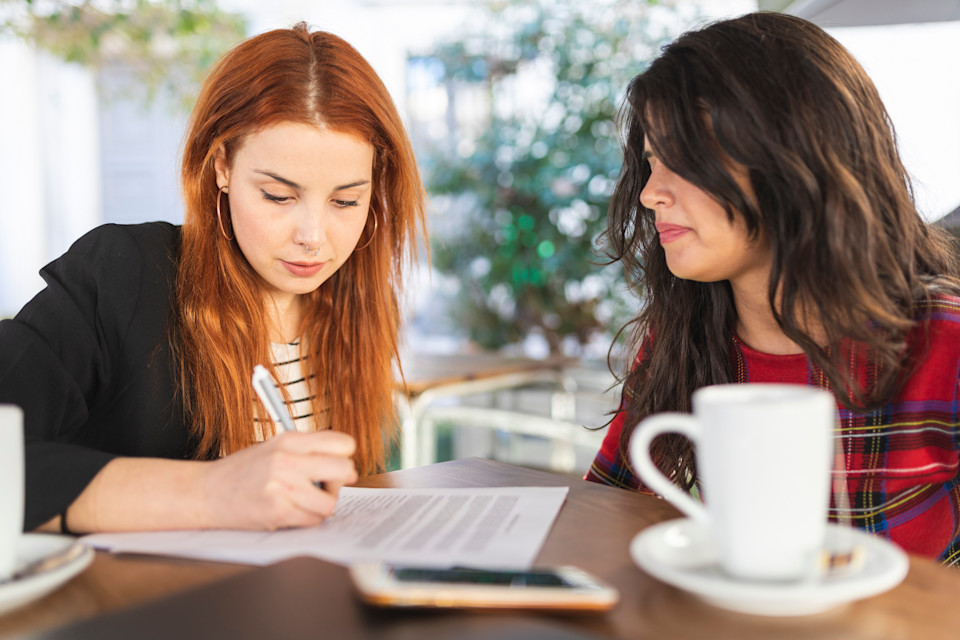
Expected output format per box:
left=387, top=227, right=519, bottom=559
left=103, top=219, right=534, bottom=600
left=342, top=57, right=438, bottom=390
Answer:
left=303, top=245, right=320, bottom=257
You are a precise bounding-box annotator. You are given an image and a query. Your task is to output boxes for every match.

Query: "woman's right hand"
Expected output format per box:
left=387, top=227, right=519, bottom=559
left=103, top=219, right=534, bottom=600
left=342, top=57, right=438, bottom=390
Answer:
left=198, top=430, right=359, bottom=530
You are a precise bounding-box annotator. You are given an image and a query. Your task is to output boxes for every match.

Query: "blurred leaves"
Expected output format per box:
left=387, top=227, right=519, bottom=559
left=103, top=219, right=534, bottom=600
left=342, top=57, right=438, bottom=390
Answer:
left=421, top=0, right=682, bottom=355
left=0, top=0, right=245, bottom=109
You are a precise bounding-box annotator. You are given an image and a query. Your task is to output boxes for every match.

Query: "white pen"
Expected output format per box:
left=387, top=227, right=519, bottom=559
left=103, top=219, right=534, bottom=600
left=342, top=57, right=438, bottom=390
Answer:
left=252, top=364, right=326, bottom=490
left=252, top=364, right=297, bottom=432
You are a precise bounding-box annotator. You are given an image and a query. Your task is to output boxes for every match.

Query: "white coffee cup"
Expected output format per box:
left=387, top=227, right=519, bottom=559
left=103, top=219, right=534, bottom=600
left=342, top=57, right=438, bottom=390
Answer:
left=630, top=384, right=834, bottom=582
left=1, top=405, right=24, bottom=580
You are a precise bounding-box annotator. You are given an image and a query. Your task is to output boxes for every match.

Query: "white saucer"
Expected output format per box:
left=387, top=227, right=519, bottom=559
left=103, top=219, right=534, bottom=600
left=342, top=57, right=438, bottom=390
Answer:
left=0, top=534, right=94, bottom=617
left=630, top=518, right=908, bottom=616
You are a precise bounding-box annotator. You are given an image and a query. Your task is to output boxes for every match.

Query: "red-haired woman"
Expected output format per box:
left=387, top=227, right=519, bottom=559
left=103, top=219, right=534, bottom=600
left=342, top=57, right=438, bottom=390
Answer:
left=0, top=23, right=426, bottom=533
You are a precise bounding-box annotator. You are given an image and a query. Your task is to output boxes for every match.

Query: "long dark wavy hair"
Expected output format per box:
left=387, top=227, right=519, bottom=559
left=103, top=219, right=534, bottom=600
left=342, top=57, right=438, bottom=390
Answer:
left=604, top=12, right=960, bottom=490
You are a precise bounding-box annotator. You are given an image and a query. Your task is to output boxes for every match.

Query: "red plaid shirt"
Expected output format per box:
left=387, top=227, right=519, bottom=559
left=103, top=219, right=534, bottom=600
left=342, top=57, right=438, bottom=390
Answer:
left=586, top=295, right=960, bottom=564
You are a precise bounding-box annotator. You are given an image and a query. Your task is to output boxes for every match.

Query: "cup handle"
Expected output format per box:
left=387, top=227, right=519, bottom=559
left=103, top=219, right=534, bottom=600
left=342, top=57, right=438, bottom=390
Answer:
left=629, top=413, right=709, bottom=526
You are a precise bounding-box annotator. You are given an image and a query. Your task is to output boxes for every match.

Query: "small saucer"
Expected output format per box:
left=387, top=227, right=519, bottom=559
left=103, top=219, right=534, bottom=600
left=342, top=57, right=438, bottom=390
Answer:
left=0, top=534, right=94, bottom=617
left=630, top=518, right=908, bottom=616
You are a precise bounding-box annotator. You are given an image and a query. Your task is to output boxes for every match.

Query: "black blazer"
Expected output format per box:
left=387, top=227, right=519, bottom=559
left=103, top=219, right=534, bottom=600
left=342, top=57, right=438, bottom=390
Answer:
left=0, top=222, right=192, bottom=530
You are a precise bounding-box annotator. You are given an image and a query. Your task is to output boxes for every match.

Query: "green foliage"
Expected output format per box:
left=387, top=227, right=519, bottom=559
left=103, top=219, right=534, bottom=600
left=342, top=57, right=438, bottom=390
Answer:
left=0, top=0, right=246, bottom=110
left=421, top=0, right=682, bottom=355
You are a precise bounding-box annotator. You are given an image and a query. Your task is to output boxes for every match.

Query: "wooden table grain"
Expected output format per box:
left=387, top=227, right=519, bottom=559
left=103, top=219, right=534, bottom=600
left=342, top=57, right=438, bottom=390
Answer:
left=2, top=458, right=959, bottom=639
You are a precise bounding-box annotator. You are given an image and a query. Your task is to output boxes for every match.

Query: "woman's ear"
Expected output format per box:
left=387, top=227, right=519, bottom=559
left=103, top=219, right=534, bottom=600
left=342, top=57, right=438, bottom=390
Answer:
left=213, top=146, right=230, bottom=190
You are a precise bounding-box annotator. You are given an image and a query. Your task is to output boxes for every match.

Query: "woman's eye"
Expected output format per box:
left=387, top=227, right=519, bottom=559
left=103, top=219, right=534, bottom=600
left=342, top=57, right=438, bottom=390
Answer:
left=261, top=190, right=291, bottom=203
left=334, top=199, right=360, bottom=208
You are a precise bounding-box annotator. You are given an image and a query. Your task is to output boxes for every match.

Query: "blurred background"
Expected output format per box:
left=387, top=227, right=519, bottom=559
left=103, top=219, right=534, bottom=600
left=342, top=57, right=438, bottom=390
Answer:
left=2, top=0, right=959, bottom=474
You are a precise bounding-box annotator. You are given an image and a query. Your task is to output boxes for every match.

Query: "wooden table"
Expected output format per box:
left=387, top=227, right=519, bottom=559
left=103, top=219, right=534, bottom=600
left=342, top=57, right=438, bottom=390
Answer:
left=397, top=353, right=572, bottom=468
left=3, top=458, right=960, bottom=639
left=399, top=353, right=572, bottom=397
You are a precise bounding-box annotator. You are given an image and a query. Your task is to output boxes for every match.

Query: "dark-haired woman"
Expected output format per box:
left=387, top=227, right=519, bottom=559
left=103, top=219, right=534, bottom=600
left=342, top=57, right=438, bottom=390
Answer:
left=586, top=12, right=960, bottom=564
left=0, top=23, right=426, bottom=533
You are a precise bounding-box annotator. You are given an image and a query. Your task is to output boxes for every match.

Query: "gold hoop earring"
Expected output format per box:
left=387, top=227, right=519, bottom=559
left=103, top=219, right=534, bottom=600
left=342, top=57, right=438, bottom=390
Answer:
left=355, top=215, right=378, bottom=250
left=216, top=186, right=233, bottom=241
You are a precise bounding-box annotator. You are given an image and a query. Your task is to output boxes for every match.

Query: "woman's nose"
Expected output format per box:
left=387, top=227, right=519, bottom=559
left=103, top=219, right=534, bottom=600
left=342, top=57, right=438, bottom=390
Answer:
left=294, top=203, right=328, bottom=250
left=639, top=164, right=674, bottom=211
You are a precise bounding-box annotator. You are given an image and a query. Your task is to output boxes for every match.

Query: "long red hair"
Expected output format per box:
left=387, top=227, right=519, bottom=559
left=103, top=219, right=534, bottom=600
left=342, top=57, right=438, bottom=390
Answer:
left=176, top=23, right=426, bottom=473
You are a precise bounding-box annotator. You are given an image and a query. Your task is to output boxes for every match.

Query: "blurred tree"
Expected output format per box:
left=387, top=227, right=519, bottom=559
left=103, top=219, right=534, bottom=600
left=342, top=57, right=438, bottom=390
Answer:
left=0, top=0, right=245, bottom=109
left=418, top=0, right=688, bottom=356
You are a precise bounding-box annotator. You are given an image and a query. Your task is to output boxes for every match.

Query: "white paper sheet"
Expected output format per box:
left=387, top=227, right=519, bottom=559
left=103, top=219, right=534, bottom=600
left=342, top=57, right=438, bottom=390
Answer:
left=82, top=486, right=568, bottom=569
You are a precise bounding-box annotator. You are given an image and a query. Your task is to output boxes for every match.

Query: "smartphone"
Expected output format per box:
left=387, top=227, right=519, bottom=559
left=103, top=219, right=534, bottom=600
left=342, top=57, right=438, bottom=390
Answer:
left=349, top=563, right=619, bottom=611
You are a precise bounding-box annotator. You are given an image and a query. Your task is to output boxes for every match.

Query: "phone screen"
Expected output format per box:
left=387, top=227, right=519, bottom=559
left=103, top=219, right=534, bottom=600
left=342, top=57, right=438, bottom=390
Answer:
left=351, top=563, right=619, bottom=610
left=390, top=567, right=573, bottom=588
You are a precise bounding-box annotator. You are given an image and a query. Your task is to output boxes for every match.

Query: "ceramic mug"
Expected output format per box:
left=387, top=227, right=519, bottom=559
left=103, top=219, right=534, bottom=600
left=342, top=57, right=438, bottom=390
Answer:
left=0, top=405, right=24, bottom=580
left=630, top=384, right=835, bottom=582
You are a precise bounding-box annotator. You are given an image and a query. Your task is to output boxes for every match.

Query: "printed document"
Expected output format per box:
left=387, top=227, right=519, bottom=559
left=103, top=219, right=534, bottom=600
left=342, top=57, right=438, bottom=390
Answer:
left=83, top=486, right=568, bottom=569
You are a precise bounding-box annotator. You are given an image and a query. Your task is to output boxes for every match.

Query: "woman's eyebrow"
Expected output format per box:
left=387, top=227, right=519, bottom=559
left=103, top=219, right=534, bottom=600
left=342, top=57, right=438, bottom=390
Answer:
left=255, top=170, right=302, bottom=190
left=335, top=180, right=371, bottom=191
left=253, top=171, right=370, bottom=192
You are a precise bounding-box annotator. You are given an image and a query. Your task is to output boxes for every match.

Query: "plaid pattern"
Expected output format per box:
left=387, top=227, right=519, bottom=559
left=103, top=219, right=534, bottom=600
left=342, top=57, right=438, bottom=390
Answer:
left=586, top=295, right=960, bottom=565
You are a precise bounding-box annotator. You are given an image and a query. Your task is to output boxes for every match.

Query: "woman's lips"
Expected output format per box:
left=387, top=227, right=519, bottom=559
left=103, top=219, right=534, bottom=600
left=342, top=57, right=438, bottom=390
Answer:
left=655, top=223, right=691, bottom=244
left=282, top=260, right=325, bottom=277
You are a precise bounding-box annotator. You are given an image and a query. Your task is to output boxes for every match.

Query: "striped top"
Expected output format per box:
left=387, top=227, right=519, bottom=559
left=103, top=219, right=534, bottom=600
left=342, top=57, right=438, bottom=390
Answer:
left=254, top=341, right=330, bottom=440
left=586, top=295, right=960, bottom=565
